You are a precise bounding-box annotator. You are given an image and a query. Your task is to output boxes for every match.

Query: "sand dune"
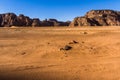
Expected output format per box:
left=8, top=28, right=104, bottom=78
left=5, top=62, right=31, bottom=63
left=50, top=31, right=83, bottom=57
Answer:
left=0, top=27, right=120, bottom=80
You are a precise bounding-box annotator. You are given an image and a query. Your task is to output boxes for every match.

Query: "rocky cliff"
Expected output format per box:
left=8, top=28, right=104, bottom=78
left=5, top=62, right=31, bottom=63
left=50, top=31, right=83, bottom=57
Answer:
left=70, top=10, right=120, bottom=26
left=0, top=13, right=70, bottom=27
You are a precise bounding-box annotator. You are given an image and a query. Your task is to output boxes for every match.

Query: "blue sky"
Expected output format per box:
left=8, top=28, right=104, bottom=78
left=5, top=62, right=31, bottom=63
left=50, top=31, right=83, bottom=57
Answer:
left=0, top=0, right=120, bottom=21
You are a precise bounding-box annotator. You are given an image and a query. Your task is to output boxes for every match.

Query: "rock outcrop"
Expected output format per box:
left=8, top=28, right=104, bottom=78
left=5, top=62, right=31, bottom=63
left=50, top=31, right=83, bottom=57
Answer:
left=70, top=10, right=120, bottom=26
left=0, top=13, right=33, bottom=27
left=0, top=13, right=70, bottom=27
left=0, top=13, right=18, bottom=27
left=41, top=19, right=70, bottom=27
left=32, top=18, right=41, bottom=27
left=0, top=15, right=2, bottom=27
left=17, top=14, right=33, bottom=26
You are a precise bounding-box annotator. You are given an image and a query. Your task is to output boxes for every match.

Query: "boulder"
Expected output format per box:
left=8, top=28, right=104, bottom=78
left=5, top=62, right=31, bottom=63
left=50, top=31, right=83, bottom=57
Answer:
left=69, top=40, right=79, bottom=44
left=60, top=45, right=72, bottom=51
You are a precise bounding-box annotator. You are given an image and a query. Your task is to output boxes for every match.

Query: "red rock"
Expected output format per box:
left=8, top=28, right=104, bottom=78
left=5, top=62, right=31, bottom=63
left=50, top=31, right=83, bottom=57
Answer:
left=70, top=10, right=120, bottom=26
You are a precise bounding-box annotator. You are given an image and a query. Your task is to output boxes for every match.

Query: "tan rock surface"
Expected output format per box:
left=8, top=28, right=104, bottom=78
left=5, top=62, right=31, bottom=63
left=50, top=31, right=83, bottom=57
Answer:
left=70, top=10, right=120, bottom=26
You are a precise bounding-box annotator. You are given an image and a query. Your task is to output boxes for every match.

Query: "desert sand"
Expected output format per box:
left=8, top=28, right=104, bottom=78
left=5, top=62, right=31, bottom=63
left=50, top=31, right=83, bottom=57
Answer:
left=0, top=27, right=120, bottom=80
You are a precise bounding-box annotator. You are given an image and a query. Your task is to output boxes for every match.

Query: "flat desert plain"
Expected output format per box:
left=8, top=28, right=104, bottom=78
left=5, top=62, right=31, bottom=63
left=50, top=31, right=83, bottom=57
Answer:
left=0, top=27, right=120, bottom=80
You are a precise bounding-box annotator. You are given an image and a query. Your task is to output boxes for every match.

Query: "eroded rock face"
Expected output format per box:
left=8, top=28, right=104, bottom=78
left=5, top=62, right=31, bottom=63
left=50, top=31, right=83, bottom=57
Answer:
left=0, top=14, right=2, bottom=27
left=70, top=10, right=120, bottom=26
left=32, top=18, right=41, bottom=27
left=41, top=19, right=54, bottom=26
left=41, top=19, right=70, bottom=26
left=0, top=13, right=33, bottom=27
left=17, top=14, right=33, bottom=26
left=0, top=13, right=70, bottom=27
left=0, top=13, right=18, bottom=27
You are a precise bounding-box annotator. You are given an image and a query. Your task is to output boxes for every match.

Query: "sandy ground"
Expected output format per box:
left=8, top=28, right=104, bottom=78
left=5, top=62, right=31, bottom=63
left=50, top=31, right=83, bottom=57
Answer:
left=0, top=27, right=120, bottom=80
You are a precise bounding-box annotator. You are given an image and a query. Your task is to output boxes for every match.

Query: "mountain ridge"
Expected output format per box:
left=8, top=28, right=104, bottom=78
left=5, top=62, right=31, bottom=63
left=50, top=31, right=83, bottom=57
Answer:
left=0, top=13, right=70, bottom=27
left=0, top=9, right=120, bottom=27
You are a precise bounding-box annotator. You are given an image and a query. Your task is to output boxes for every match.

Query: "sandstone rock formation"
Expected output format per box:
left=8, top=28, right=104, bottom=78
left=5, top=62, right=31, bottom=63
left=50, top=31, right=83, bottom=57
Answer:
left=70, top=10, right=120, bottom=26
left=0, top=13, right=70, bottom=27
left=41, top=19, right=70, bottom=26
left=32, top=18, right=41, bottom=27
left=17, top=14, right=33, bottom=26
left=0, top=13, right=18, bottom=27
left=0, top=15, right=2, bottom=27
left=0, top=13, right=33, bottom=27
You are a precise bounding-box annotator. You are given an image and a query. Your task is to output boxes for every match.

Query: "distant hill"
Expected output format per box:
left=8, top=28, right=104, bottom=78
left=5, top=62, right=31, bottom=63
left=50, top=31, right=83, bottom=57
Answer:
left=0, top=13, right=70, bottom=27
left=70, top=10, right=120, bottom=26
